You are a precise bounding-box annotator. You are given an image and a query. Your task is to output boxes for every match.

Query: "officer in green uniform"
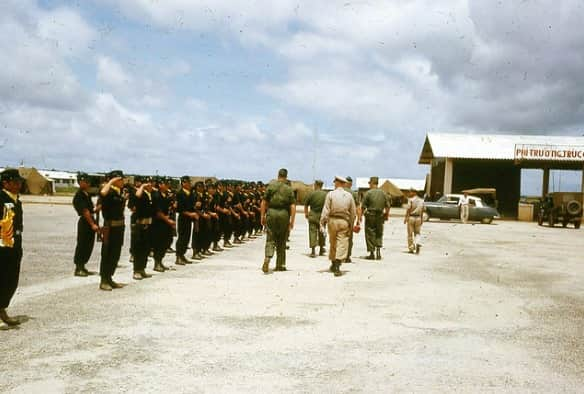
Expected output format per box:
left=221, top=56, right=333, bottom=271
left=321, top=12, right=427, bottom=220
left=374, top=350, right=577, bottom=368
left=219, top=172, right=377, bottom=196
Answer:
left=344, top=176, right=360, bottom=263
left=303, top=180, right=327, bottom=258
left=358, top=176, right=391, bottom=260
left=261, top=168, right=296, bottom=273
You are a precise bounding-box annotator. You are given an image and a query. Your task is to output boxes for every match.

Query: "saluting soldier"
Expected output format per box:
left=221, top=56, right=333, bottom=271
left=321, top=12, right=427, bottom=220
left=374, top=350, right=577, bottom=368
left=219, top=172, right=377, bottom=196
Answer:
left=261, top=168, right=296, bottom=273
left=175, top=176, right=197, bottom=265
left=151, top=176, right=175, bottom=271
left=358, top=176, right=391, bottom=260
left=98, top=170, right=127, bottom=291
left=127, top=176, right=142, bottom=263
left=219, top=182, right=234, bottom=248
left=207, top=183, right=223, bottom=252
left=72, top=172, right=100, bottom=277
left=132, top=176, right=155, bottom=280
left=0, top=169, right=25, bottom=326
left=304, top=180, right=327, bottom=258
left=192, top=181, right=210, bottom=258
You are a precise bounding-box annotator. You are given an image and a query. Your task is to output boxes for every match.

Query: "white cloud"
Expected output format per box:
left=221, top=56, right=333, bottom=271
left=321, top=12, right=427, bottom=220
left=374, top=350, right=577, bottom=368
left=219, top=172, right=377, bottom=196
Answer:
left=36, top=7, right=96, bottom=57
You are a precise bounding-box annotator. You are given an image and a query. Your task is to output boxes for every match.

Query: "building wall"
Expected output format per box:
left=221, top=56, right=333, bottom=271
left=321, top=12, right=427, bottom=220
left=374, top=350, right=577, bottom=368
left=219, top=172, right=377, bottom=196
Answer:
left=429, top=159, right=445, bottom=198
left=451, top=159, right=521, bottom=218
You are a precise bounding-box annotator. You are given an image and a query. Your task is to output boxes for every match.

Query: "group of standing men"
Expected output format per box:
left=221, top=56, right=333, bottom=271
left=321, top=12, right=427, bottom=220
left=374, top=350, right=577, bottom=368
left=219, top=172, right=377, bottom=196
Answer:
left=265, top=171, right=425, bottom=278
left=72, top=170, right=265, bottom=291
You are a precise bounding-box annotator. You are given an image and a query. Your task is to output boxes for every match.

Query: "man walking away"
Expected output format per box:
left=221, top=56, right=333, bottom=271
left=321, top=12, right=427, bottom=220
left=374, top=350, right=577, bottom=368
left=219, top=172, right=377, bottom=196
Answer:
left=404, top=188, right=425, bottom=254
left=261, top=168, right=296, bottom=273
left=304, top=180, right=327, bottom=258
left=320, top=176, right=356, bottom=277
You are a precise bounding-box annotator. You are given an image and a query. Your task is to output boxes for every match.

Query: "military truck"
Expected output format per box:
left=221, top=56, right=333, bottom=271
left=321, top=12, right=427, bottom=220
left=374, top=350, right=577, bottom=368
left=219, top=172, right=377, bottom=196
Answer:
left=537, top=192, right=582, bottom=229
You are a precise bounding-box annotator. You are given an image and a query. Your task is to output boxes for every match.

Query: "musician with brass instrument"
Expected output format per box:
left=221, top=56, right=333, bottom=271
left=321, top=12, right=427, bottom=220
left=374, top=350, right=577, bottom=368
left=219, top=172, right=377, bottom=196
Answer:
left=0, top=168, right=25, bottom=327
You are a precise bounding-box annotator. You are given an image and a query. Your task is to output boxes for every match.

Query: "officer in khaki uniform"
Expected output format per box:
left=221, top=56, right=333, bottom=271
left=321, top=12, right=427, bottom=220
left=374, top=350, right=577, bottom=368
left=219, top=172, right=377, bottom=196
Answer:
left=320, top=176, right=356, bottom=277
left=303, top=180, right=327, bottom=258
left=358, top=176, right=391, bottom=260
left=261, top=168, right=296, bottom=273
left=404, top=187, right=424, bottom=254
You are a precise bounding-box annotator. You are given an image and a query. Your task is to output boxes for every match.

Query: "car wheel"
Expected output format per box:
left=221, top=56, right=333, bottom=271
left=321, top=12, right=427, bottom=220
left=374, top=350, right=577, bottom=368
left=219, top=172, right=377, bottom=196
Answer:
left=480, top=217, right=493, bottom=224
left=566, top=200, right=582, bottom=216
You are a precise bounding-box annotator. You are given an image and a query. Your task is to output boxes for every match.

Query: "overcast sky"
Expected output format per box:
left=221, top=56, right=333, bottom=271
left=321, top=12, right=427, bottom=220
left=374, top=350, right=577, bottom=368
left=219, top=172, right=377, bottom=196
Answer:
left=1, top=0, right=584, bottom=185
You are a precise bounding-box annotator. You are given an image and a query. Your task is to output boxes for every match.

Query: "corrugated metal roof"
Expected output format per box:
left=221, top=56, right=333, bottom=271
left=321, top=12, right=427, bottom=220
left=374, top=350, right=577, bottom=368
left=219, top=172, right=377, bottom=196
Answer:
left=356, top=177, right=425, bottom=191
left=418, top=133, right=584, bottom=164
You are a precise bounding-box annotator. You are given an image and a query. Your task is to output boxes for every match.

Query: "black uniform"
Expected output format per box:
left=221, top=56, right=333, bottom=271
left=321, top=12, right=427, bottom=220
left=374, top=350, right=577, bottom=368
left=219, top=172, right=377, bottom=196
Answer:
left=127, top=185, right=139, bottom=259
left=219, top=190, right=234, bottom=244
left=192, top=190, right=209, bottom=254
left=152, top=190, right=174, bottom=262
left=133, top=190, right=154, bottom=273
left=207, top=191, right=221, bottom=247
left=72, top=189, right=96, bottom=270
left=175, top=188, right=194, bottom=259
left=99, top=186, right=125, bottom=283
left=0, top=189, right=23, bottom=310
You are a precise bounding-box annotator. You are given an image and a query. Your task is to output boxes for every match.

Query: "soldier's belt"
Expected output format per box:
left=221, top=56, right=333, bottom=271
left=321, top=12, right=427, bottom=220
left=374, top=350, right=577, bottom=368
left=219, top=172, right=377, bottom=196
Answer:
left=136, top=218, right=152, bottom=225
left=104, top=219, right=125, bottom=227
left=365, top=209, right=382, bottom=214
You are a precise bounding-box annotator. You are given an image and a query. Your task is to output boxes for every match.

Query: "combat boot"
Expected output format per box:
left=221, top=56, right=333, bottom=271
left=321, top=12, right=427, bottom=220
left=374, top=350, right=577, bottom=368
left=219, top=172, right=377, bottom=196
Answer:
left=365, top=251, right=375, bottom=260
left=0, top=308, right=20, bottom=326
left=175, top=256, right=186, bottom=266
left=153, top=260, right=165, bottom=272
left=262, top=257, right=270, bottom=273
left=375, top=248, right=382, bottom=260
left=319, top=247, right=326, bottom=256
left=74, top=267, right=88, bottom=277
left=310, top=247, right=316, bottom=258
left=224, top=240, right=233, bottom=248
left=333, top=261, right=342, bottom=277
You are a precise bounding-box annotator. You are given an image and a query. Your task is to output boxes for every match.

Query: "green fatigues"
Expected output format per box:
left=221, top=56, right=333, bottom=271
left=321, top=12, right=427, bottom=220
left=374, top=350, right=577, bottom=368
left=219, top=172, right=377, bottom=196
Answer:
left=304, top=190, right=327, bottom=248
left=362, top=189, right=391, bottom=253
left=264, top=181, right=295, bottom=269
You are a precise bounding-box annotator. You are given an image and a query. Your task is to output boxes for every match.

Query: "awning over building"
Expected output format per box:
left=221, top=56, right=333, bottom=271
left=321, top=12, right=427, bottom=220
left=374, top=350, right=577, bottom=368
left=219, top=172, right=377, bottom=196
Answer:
left=419, top=133, right=584, bottom=169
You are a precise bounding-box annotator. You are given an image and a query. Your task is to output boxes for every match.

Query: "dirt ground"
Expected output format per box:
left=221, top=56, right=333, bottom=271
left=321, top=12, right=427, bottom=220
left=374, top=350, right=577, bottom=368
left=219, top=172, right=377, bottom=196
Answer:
left=2, top=199, right=584, bottom=393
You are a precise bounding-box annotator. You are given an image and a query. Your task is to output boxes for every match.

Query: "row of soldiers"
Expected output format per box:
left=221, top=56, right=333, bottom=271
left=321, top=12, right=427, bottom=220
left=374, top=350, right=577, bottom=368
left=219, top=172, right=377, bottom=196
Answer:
left=72, top=170, right=266, bottom=291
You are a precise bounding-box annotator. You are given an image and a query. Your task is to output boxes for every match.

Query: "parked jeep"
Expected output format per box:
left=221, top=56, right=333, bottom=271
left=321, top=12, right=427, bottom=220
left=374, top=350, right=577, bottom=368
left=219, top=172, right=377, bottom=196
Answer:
left=538, top=192, right=583, bottom=229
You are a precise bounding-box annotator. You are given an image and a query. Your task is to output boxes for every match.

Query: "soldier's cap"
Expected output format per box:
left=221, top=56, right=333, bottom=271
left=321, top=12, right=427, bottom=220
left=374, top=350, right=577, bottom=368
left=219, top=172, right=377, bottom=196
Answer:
left=180, top=175, right=191, bottom=183
left=207, top=182, right=217, bottom=188
left=278, top=168, right=288, bottom=178
left=346, top=176, right=353, bottom=183
left=1, top=168, right=25, bottom=182
left=409, top=187, right=417, bottom=192
left=369, top=176, right=379, bottom=184
left=205, top=178, right=213, bottom=184
left=106, top=170, right=124, bottom=180
left=314, top=179, right=324, bottom=186
left=157, top=176, right=169, bottom=185
left=334, top=175, right=348, bottom=183
left=77, top=172, right=90, bottom=182
left=152, top=175, right=163, bottom=184
left=195, top=181, right=204, bottom=187
left=134, top=175, right=144, bottom=183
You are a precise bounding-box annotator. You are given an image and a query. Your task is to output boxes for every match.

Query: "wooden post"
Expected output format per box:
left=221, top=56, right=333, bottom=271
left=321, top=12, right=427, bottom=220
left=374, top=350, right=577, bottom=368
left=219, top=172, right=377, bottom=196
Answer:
left=542, top=168, right=550, bottom=196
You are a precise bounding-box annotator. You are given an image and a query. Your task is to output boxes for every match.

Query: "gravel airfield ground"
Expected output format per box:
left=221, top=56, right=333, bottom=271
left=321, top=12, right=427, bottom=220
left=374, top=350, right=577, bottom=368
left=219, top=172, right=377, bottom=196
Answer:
left=2, top=198, right=584, bottom=393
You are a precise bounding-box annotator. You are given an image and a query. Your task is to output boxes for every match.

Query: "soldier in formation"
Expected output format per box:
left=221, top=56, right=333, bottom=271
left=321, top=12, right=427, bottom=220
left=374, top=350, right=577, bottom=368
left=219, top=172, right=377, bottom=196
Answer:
left=0, top=169, right=25, bottom=326
left=72, top=172, right=99, bottom=277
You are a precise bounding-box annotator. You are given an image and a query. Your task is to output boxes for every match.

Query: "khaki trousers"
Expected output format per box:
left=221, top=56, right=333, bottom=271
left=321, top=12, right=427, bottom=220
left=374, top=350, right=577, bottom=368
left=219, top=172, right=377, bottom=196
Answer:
left=327, top=217, right=350, bottom=262
left=407, top=217, right=422, bottom=251
left=460, top=205, right=469, bottom=223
